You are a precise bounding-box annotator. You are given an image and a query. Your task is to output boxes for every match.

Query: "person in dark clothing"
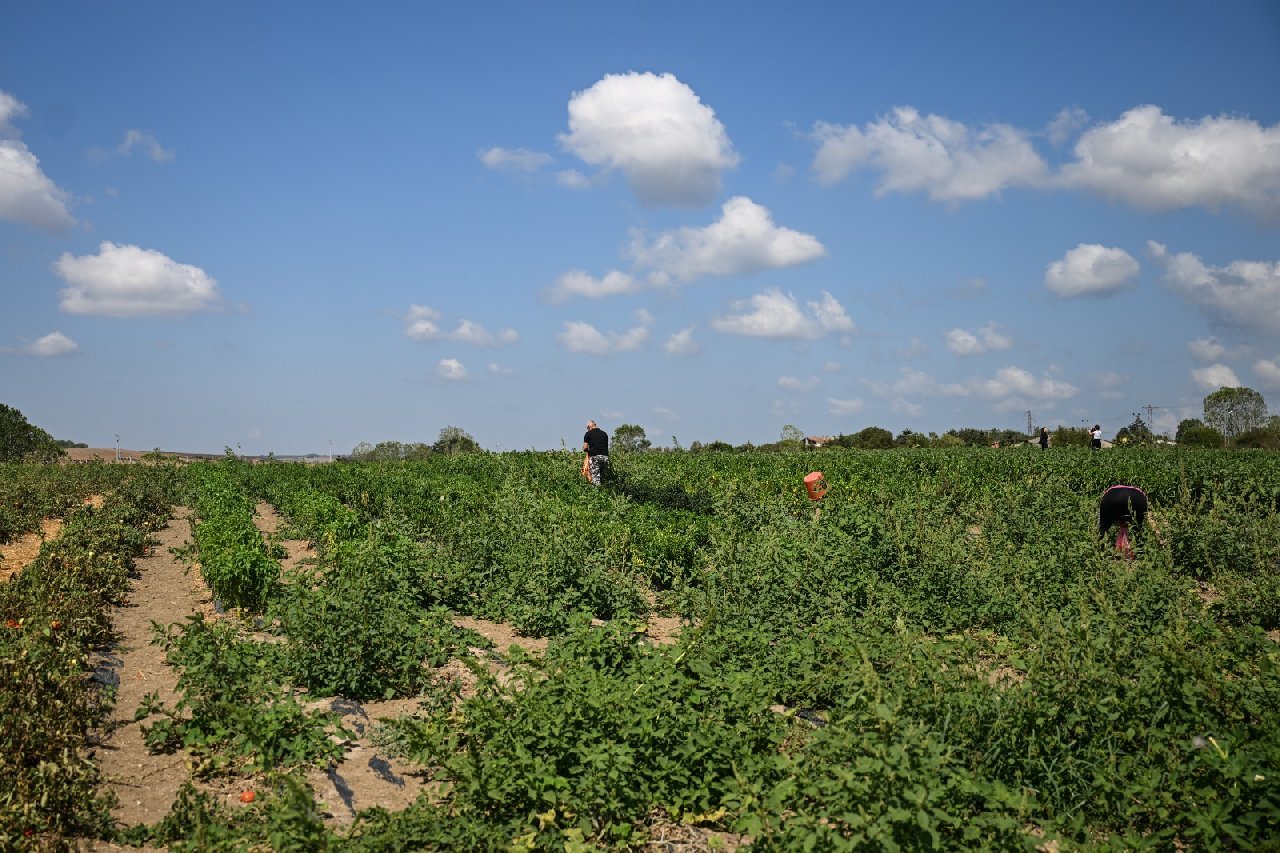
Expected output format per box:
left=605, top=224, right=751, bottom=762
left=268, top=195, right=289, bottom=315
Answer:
left=1039, top=427, right=1049, bottom=450
left=1098, top=484, right=1148, bottom=558
left=582, top=420, right=609, bottom=486
left=1090, top=424, right=1102, bottom=451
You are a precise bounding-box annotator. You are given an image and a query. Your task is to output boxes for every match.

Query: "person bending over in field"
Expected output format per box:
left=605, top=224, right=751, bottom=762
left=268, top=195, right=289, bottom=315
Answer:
left=582, top=420, right=609, bottom=486
left=1098, top=484, right=1151, bottom=559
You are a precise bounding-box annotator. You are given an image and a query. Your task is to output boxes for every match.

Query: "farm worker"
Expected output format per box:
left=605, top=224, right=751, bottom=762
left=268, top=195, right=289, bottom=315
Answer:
left=582, top=420, right=609, bottom=486
left=1098, top=484, right=1148, bottom=558
left=1039, top=427, right=1050, bottom=450
left=1090, top=424, right=1102, bottom=451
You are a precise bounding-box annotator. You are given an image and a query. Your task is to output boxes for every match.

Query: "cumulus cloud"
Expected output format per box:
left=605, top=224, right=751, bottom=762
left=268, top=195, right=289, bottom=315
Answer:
left=558, top=310, right=652, bottom=356
left=1046, top=107, right=1089, bottom=146
left=663, top=326, right=699, bottom=355
left=1254, top=357, right=1280, bottom=390
left=828, top=397, right=865, bottom=416
left=544, top=269, right=641, bottom=302
left=974, top=366, right=1078, bottom=401
left=898, top=337, right=929, bottom=358
left=478, top=146, right=553, bottom=172
left=436, top=358, right=467, bottom=381
left=778, top=375, right=820, bottom=392
left=54, top=242, right=222, bottom=317
left=628, top=196, right=826, bottom=285
left=1059, top=106, right=1280, bottom=216
left=28, top=331, right=78, bottom=357
left=0, top=91, right=28, bottom=137
left=1188, top=336, right=1226, bottom=362
left=866, top=367, right=967, bottom=399
left=811, top=106, right=1048, bottom=200
left=711, top=288, right=855, bottom=340
left=944, top=322, right=1013, bottom=356
left=403, top=305, right=517, bottom=345
left=1191, top=363, right=1241, bottom=390
left=1045, top=244, right=1140, bottom=297
left=559, top=71, right=739, bottom=206
left=115, top=129, right=175, bottom=162
left=0, top=139, right=75, bottom=231
left=488, top=362, right=512, bottom=375
left=1148, top=241, right=1280, bottom=335
left=557, top=169, right=590, bottom=189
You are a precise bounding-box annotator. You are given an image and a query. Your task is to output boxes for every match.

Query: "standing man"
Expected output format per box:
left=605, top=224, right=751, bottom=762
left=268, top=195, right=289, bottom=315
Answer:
left=1039, top=427, right=1050, bottom=450
left=582, top=420, right=609, bottom=486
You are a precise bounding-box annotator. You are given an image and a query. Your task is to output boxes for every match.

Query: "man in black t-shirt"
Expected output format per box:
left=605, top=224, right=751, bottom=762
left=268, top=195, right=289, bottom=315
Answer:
left=582, top=420, right=609, bottom=486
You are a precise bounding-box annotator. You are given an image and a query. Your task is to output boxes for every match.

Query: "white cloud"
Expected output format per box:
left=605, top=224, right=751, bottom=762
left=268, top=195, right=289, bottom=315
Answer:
left=778, top=375, right=820, bottom=392
left=558, top=311, right=652, bottom=356
left=1148, top=241, right=1280, bottom=335
left=944, top=322, right=1013, bottom=356
left=559, top=71, right=739, bottom=206
left=975, top=366, right=1078, bottom=401
left=54, top=242, right=222, bottom=317
left=1253, top=357, right=1280, bottom=390
left=478, top=146, right=553, bottom=172
left=545, top=269, right=641, bottom=302
left=628, top=196, right=825, bottom=285
left=558, top=321, right=612, bottom=355
left=890, top=397, right=923, bottom=417
left=1188, top=336, right=1226, bottom=362
left=711, top=288, right=855, bottom=339
left=663, top=326, right=699, bottom=356
left=436, top=358, right=467, bottom=381
left=0, top=139, right=75, bottom=231
left=488, top=362, right=512, bottom=376
left=1045, top=244, right=1140, bottom=297
left=828, top=397, right=864, bottom=416
left=116, top=129, right=174, bottom=162
left=556, top=169, right=590, bottom=189
left=1191, top=363, right=1241, bottom=390
left=653, top=406, right=678, bottom=421
left=823, top=360, right=842, bottom=372
left=1046, top=106, right=1089, bottom=146
left=404, top=305, right=441, bottom=339
left=866, top=367, right=967, bottom=399
left=403, top=306, right=517, bottom=345
left=28, top=331, right=78, bottom=357
left=1060, top=106, right=1280, bottom=216
left=811, top=106, right=1048, bottom=200
left=0, top=91, right=29, bottom=137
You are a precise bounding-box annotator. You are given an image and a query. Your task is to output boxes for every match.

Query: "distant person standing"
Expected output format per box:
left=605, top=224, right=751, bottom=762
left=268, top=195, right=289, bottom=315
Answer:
left=1039, top=427, right=1050, bottom=450
left=582, top=420, right=609, bottom=486
left=1090, top=424, right=1102, bottom=451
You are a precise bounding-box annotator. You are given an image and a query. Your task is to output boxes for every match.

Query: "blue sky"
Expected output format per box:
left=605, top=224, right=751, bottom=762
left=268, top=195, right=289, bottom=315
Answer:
left=2, top=2, right=1278, bottom=454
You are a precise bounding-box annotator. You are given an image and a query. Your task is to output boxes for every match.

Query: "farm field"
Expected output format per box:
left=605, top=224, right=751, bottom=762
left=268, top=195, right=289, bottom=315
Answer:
left=2, top=448, right=1278, bottom=850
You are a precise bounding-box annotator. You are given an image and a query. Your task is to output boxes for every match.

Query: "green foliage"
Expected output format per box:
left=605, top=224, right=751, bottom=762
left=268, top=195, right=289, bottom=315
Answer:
left=1177, top=418, right=1225, bottom=448
left=613, top=423, right=651, bottom=453
left=0, top=403, right=63, bottom=463
left=432, top=425, right=481, bottom=455
left=1115, top=414, right=1154, bottom=445
left=189, top=463, right=280, bottom=611
left=1204, top=386, right=1269, bottom=442
left=136, top=615, right=348, bottom=774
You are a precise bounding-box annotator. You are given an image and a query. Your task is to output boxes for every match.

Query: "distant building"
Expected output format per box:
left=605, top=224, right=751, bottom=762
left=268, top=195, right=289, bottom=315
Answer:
left=804, top=435, right=836, bottom=448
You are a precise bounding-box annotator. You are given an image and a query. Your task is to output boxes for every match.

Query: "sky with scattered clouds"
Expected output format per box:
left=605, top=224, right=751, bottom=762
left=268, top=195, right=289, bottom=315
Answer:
left=2, top=2, right=1278, bottom=453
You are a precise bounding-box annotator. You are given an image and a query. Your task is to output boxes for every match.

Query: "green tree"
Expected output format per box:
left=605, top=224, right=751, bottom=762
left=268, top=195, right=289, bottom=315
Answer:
left=1234, top=415, right=1280, bottom=450
left=432, top=426, right=481, bottom=455
left=1176, top=418, right=1224, bottom=448
left=613, top=423, right=651, bottom=453
left=1052, top=426, right=1091, bottom=448
left=848, top=426, right=894, bottom=449
left=1203, top=386, right=1268, bottom=443
left=0, top=403, right=63, bottom=462
left=779, top=424, right=805, bottom=446
left=1115, top=414, right=1153, bottom=446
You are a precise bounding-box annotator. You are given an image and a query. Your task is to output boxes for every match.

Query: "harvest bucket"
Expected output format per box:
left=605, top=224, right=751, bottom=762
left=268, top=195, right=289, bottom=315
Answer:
left=804, top=471, right=828, bottom=501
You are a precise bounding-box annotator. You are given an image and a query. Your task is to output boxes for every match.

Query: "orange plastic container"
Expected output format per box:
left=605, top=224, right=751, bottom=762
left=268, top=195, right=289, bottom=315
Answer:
left=804, top=471, right=828, bottom=501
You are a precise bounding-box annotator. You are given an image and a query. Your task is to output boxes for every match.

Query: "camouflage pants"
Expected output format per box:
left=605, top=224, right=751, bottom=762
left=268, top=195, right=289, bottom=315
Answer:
left=588, top=454, right=609, bottom=486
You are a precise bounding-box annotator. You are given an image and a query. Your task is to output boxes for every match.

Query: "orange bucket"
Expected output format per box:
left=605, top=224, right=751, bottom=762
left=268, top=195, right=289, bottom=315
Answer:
left=804, top=471, right=828, bottom=501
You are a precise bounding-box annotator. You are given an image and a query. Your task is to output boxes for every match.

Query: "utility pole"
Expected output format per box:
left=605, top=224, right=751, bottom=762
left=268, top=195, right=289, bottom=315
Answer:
left=328, top=440, right=333, bottom=463
left=1025, top=410, right=1033, bottom=435
left=114, top=434, right=120, bottom=463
